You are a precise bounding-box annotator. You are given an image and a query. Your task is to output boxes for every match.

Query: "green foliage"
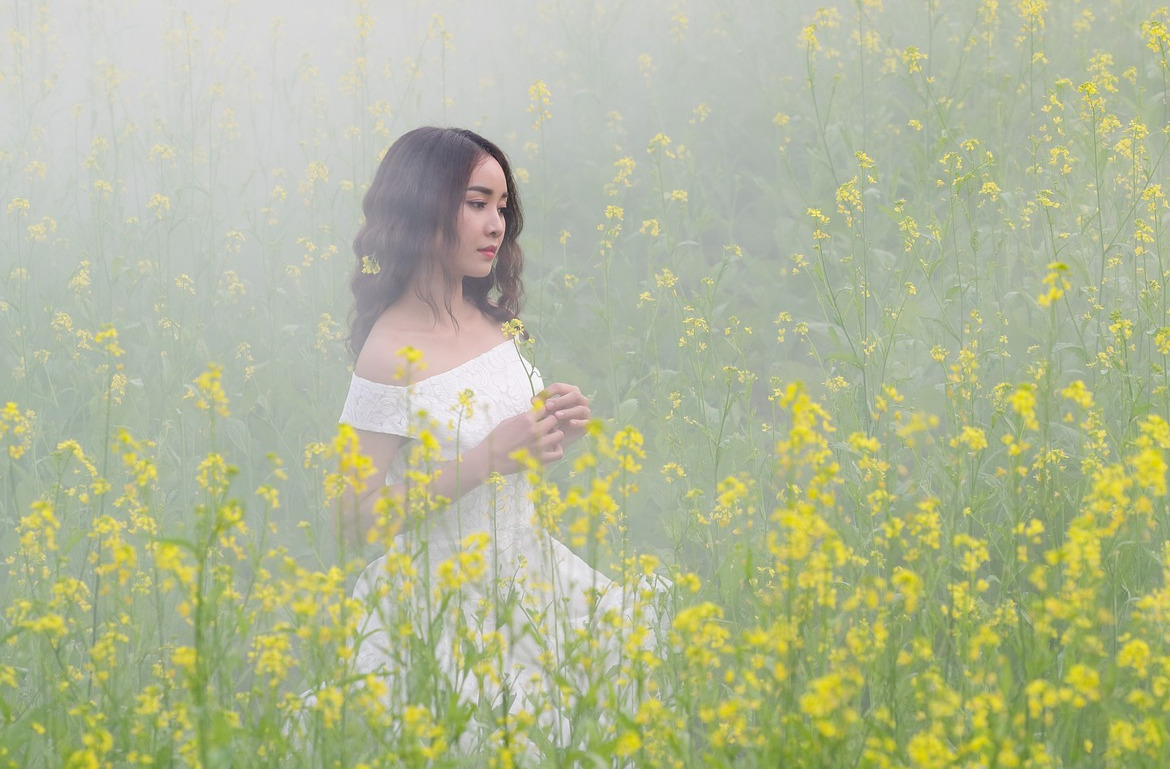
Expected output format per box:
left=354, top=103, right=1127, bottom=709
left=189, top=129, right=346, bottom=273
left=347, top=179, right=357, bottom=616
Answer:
left=6, top=0, right=1170, bottom=766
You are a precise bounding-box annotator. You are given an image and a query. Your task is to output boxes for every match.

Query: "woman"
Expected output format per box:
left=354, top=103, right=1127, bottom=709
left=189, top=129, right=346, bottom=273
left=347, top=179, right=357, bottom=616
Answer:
left=334, top=127, right=665, bottom=755
left=343, top=126, right=589, bottom=537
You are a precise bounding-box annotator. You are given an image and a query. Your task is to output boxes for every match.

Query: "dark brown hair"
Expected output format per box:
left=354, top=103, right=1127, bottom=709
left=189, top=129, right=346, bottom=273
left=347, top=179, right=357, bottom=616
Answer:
left=348, top=127, right=525, bottom=355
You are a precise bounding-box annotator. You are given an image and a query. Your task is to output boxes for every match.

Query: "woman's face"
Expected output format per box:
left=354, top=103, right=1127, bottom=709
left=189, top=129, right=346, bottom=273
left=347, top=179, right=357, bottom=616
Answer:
left=452, top=155, right=508, bottom=280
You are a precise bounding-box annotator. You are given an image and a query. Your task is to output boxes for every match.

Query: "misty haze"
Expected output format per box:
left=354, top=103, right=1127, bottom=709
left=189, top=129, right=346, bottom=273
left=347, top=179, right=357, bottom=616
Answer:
left=4, top=0, right=1170, bottom=765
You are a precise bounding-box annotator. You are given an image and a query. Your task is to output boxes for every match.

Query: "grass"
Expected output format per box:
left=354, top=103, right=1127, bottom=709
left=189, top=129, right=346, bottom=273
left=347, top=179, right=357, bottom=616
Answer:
left=5, top=0, right=1170, bottom=765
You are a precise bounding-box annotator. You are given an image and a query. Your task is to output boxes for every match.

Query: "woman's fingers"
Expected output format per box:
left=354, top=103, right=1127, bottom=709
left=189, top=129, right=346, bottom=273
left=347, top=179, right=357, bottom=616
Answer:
left=538, top=382, right=576, bottom=399
left=539, top=422, right=563, bottom=450
left=552, top=404, right=590, bottom=421
left=497, top=400, right=571, bottom=471
left=534, top=411, right=559, bottom=434
left=490, top=409, right=569, bottom=473
left=541, top=427, right=564, bottom=458
left=527, top=412, right=563, bottom=463
left=537, top=383, right=589, bottom=416
left=530, top=384, right=590, bottom=449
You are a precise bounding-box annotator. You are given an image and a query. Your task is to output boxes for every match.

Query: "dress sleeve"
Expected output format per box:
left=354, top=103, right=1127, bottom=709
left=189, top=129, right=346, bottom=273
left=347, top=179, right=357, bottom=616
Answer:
left=339, top=375, right=412, bottom=437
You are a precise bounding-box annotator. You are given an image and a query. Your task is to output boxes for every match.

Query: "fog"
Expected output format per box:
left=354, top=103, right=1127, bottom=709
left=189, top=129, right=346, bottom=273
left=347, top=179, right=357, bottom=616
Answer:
left=7, top=0, right=1170, bottom=764
left=3, top=0, right=840, bottom=515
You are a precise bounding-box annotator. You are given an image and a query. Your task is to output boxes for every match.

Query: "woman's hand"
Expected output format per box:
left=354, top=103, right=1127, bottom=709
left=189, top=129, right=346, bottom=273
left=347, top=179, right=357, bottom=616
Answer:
left=484, top=406, right=565, bottom=475
left=538, top=383, right=591, bottom=446
left=478, top=384, right=590, bottom=476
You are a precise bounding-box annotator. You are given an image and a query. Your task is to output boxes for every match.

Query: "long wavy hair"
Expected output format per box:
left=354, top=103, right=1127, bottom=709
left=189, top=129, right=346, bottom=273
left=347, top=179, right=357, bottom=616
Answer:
left=348, top=127, right=525, bottom=356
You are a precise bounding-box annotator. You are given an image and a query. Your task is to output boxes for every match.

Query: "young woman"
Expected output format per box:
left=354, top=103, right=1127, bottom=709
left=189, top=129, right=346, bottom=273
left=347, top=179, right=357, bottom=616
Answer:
left=343, top=128, right=589, bottom=535
left=334, top=127, right=666, bottom=753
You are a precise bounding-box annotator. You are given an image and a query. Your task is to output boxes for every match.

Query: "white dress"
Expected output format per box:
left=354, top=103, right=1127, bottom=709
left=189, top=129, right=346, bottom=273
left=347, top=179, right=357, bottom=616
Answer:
left=337, top=339, right=668, bottom=753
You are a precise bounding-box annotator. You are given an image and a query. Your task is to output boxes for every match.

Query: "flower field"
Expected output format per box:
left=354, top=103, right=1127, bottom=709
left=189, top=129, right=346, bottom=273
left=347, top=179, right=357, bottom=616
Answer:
left=5, top=0, right=1170, bottom=765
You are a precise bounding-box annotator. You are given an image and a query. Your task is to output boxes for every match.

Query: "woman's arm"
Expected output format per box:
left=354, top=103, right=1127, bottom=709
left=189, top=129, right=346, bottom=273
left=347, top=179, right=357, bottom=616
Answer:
left=337, top=427, right=403, bottom=543
left=337, top=401, right=568, bottom=544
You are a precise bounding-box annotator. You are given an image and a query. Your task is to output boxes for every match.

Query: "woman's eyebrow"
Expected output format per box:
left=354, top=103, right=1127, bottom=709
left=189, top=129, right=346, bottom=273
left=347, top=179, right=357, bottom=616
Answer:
left=466, top=185, right=507, bottom=198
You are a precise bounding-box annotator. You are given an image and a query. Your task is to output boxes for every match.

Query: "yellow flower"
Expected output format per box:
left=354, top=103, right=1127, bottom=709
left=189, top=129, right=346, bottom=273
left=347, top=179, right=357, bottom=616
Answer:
left=1065, top=663, right=1101, bottom=706
left=671, top=602, right=728, bottom=668
left=1037, top=261, right=1070, bottom=308
left=528, top=79, right=552, bottom=129
left=1060, top=379, right=1094, bottom=408
left=501, top=318, right=526, bottom=340
left=172, top=645, right=197, bottom=673
left=950, top=425, right=988, bottom=452
left=807, top=208, right=831, bottom=241
left=1008, top=384, right=1039, bottom=431
left=647, top=132, right=674, bottom=156
left=1, top=402, right=35, bottom=459
left=94, top=323, right=124, bottom=357
left=68, top=259, right=91, bottom=294
left=298, top=160, right=330, bottom=197
left=436, top=532, right=489, bottom=591
left=614, top=730, right=642, bottom=756
left=188, top=364, right=231, bottom=418
left=902, top=45, right=926, bottom=74
left=146, top=193, right=170, bottom=218
left=1118, top=638, right=1151, bottom=678
left=18, top=498, right=59, bottom=554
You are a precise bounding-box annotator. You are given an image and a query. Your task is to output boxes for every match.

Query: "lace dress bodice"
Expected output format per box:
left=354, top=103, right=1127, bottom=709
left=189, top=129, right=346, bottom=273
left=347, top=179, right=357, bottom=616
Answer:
left=338, top=339, right=541, bottom=552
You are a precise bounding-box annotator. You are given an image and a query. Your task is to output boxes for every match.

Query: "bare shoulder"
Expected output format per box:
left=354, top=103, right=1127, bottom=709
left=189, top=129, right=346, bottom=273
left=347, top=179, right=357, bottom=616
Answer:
left=354, top=311, right=427, bottom=386
left=356, top=306, right=514, bottom=384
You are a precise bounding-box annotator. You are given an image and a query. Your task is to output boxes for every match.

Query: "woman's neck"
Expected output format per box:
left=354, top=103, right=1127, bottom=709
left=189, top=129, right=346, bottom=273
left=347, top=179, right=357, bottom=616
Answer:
left=395, top=285, right=479, bottom=332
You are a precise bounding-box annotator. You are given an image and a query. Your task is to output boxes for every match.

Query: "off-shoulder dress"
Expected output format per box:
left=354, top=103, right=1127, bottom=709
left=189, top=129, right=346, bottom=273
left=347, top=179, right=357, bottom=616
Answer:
left=337, top=339, right=667, bottom=748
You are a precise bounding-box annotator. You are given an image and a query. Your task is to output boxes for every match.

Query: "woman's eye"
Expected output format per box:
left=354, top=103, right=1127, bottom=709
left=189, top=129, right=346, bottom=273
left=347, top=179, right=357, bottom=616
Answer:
left=468, top=200, right=485, bottom=209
